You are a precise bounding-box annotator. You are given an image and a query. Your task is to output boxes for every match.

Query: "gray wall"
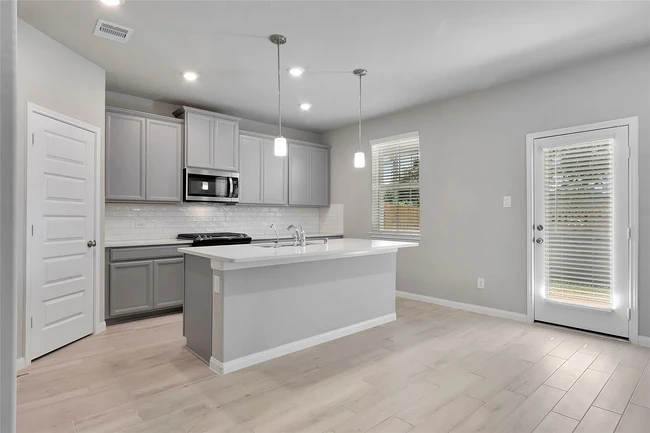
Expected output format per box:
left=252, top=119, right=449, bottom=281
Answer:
left=0, top=1, right=17, bottom=430
left=16, top=20, right=106, bottom=359
left=323, top=46, right=650, bottom=337
left=106, top=91, right=323, bottom=144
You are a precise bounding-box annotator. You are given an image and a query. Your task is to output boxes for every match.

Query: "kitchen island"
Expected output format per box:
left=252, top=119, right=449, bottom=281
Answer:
left=179, top=238, right=418, bottom=374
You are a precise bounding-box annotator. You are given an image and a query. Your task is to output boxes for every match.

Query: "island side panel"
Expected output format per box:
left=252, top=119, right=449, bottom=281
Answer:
left=183, top=254, right=215, bottom=363
left=220, top=252, right=397, bottom=363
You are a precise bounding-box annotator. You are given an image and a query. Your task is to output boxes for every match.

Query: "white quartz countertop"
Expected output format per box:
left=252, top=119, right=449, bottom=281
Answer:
left=105, top=239, right=194, bottom=248
left=105, top=233, right=344, bottom=248
left=178, top=238, right=418, bottom=267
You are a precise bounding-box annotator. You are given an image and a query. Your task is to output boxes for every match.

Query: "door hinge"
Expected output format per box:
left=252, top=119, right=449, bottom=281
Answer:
left=628, top=147, right=632, bottom=159
left=31, top=317, right=34, bottom=328
left=32, top=133, right=35, bottom=146
left=627, top=227, right=632, bottom=240
left=627, top=308, right=632, bottom=321
left=32, top=225, right=34, bottom=236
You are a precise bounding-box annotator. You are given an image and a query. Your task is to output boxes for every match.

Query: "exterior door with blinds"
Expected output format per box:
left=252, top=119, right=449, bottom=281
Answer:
left=533, top=126, right=629, bottom=337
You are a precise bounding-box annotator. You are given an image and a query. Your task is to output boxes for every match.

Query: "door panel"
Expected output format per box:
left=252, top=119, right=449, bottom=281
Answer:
left=289, top=143, right=310, bottom=205
left=533, top=126, right=629, bottom=337
left=105, top=112, right=146, bottom=200
left=109, top=261, right=154, bottom=316
left=263, top=138, right=288, bottom=205
left=153, top=258, right=184, bottom=308
left=146, top=119, right=182, bottom=202
left=239, top=135, right=263, bottom=204
left=214, top=119, right=238, bottom=171
left=186, top=112, right=213, bottom=169
left=310, top=147, right=329, bottom=206
left=30, top=112, right=95, bottom=359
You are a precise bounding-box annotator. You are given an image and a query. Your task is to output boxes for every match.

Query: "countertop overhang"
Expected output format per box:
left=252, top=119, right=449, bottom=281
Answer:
left=178, top=238, right=418, bottom=270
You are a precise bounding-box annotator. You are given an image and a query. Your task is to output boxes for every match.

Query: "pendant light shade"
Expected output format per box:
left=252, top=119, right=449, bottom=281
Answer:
left=274, top=136, right=288, bottom=156
left=354, top=151, right=366, bottom=168
left=353, top=69, right=367, bottom=168
left=269, top=34, right=287, bottom=157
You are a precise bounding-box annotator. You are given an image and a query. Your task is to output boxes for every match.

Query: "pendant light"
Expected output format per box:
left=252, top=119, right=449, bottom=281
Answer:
left=269, top=34, right=288, bottom=156
left=353, top=69, right=367, bottom=168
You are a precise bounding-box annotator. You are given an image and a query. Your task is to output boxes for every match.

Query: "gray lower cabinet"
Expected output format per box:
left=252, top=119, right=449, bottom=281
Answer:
left=106, top=245, right=186, bottom=322
left=109, top=260, right=154, bottom=317
left=153, top=258, right=184, bottom=308
left=106, top=107, right=183, bottom=203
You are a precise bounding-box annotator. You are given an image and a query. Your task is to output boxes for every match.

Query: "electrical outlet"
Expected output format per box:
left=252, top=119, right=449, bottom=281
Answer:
left=477, top=278, right=485, bottom=289
left=503, top=196, right=512, bottom=208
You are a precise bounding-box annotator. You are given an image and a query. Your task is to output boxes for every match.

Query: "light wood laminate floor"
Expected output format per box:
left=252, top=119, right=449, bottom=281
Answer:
left=17, top=298, right=650, bottom=433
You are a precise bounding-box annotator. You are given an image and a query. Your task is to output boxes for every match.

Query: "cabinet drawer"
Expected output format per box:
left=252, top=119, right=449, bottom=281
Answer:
left=109, top=245, right=186, bottom=262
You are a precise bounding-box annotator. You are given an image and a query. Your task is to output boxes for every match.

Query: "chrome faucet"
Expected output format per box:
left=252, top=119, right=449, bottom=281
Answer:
left=269, top=224, right=280, bottom=247
left=287, top=224, right=306, bottom=246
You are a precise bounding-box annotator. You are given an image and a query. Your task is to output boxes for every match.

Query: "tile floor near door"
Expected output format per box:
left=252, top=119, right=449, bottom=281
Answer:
left=17, top=298, right=650, bottom=433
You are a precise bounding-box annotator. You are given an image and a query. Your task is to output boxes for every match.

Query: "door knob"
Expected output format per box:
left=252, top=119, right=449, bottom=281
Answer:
left=87, top=240, right=97, bottom=248
left=536, top=225, right=544, bottom=231
left=535, top=238, right=544, bottom=244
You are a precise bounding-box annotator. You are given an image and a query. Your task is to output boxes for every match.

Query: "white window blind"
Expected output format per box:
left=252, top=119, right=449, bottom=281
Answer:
left=543, top=139, right=613, bottom=308
left=371, top=132, right=420, bottom=238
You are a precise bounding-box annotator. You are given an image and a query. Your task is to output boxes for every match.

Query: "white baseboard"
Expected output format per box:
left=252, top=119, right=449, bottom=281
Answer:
left=638, top=335, right=650, bottom=348
left=397, top=291, right=528, bottom=322
left=209, top=313, right=396, bottom=375
left=94, top=321, right=106, bottom=335
left=16, top=357, right=25, bottom=372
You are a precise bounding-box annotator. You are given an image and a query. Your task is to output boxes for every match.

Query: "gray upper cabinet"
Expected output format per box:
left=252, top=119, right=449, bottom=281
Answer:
left=106, top=111, right=146, bottom=201
left=239, top=135, right=264, bottom=204
left=309, top=147, right=329, bottom=206
left=146, top=119, right=182, bottom=202
left=239, top=133, right=288, bottom=205
left=184, top=111, right=213, bottom=169
left=106, top=107, right=183, bottom=203
left=289, top=143, right=311, bottom=205
left=174, top=107, right=240, bottom=172
left=262, top=138, right=288, bottom=205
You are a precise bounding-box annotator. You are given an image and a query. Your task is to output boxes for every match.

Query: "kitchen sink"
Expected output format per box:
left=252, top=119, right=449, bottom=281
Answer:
left=255, top=241, right=324, bottom=248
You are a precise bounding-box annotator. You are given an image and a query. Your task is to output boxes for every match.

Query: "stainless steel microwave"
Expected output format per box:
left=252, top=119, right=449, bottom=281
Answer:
left=184, top=168, right=239, bottom=203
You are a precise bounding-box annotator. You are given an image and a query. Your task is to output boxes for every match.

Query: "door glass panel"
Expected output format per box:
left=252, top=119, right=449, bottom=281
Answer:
left=543, top=139, right=613, bottom=308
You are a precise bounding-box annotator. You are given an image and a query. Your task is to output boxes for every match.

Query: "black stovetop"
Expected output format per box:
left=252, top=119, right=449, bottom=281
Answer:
left=177, top=232, right=252, bottom=247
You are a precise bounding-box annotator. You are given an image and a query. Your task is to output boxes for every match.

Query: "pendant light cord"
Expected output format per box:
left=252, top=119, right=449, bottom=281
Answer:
left=358, top=73, right=362, bottom=152
left=277, top=41, right=282, bottom=137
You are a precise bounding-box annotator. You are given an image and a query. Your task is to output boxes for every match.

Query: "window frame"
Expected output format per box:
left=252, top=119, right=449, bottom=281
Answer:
left=369, top=131, right=421, bottom=241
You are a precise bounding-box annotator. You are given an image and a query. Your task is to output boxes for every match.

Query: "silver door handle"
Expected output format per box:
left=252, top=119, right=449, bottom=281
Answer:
left=87, top=240, right=97, bottom=248
left=536, top=225, right=544, bottom=231
left=535, top=238, right=544, bottom=244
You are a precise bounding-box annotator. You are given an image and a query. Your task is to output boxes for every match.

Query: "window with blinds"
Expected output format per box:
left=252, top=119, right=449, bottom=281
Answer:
left=371, top=132, right=420, bottom=238
left=543, top=139, right=614, bottom=308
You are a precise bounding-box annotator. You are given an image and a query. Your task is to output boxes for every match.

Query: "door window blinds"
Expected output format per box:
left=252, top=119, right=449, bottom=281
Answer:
left=371, top=132, right=420, bottom=237
left=543, top=139, right=614, bottom=308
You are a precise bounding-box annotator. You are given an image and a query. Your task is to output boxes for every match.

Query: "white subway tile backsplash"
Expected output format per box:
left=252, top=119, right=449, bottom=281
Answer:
left=105, top=203, right=344, bottom=242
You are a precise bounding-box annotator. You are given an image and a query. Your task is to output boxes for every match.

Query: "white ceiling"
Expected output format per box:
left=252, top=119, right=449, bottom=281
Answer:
left=18, top=1, right=650, bottom=133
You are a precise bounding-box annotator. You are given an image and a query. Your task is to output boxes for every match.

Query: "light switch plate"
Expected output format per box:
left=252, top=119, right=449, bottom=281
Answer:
left=503, top=196, right=512, bottom=208
left=213, top=273, right=220, bottom=294
left=477, top=278, right=485, bottom=289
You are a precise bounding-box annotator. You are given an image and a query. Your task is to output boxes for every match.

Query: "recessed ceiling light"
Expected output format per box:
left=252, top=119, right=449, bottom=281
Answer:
left=299, top=103, right=312, bottom=111
left=100, top=0, right=124, bottom=6
left=183, top=71, right=199, bottom=81
left=288, top=67, right=304, bottom=77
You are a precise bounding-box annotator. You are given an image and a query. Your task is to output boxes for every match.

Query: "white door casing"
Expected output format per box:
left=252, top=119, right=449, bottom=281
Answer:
left=26, top=105, right=100, bottom=360
left=526, top=118, right=638, bottom=342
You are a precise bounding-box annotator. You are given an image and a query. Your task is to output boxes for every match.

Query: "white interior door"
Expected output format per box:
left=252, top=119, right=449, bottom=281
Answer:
left=29, top=110, right=96, bottom=359
left=533, top=126, right=630, bottom=337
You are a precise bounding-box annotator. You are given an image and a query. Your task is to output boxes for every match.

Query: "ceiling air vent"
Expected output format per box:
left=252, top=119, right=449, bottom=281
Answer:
left=93, top=19, right=133, bottom=43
